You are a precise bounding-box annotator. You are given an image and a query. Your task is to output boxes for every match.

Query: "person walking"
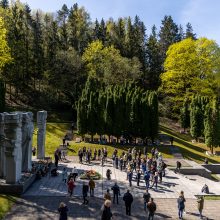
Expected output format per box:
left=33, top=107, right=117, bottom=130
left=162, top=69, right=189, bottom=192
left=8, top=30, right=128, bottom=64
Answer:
left=123, top=190, right=133, bottom=216
left=147, top=198, right=156, bottom=220
left=128, top=170, right=133, bottom=187
left=177, top=191, right=186, bottom=219
left=175, top=161, right=182, bottom=173
left=151, top=172, right=158, bottom=189
left=62, top=168, right=68, bottom=183
left=58, top=202, right=68, bottom=220
left=101, top=199, right=113, bottom=220
left=144, top=171, right=150, bottom=189
left=137, top=170, right=141, bottom=186
left=111, top=182, right=120, bottom=204
left=82, top=182, right=89, bottom=204
left=197, top=195, right=204, bottom=219
left=104, top=189, right=111, bottom=201
left=89, top=178, right=95, bottom=197
left=67, top=178, right=75, bottom=197
left=143, top=189, right=151, bottom=212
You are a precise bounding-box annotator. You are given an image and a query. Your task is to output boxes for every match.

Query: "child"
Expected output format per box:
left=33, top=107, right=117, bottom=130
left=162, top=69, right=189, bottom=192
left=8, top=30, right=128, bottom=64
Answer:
left=62, top=168, right=68, bottom=183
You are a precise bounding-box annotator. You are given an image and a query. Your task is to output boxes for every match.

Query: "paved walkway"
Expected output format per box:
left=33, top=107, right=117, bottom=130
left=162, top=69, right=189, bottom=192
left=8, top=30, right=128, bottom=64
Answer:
left=3, top=157, right=220, bottom=219
left=4, top=196, right=220, bottom=220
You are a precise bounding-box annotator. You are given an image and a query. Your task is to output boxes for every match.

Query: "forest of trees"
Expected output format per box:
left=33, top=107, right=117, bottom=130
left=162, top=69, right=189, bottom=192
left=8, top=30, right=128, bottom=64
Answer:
left=0, top=0, right=197, bottom=114
left=77, top=78, right=158, bottom=142
left=1, top=1, right=220, bottom=148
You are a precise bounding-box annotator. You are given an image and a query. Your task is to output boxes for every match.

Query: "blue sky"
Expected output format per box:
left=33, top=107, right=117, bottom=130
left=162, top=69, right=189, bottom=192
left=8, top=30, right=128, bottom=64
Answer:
left=20, top=0, right=220, bottom=45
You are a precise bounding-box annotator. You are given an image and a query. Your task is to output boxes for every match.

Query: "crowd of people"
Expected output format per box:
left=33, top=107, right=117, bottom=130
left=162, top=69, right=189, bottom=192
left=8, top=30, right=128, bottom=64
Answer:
left=55, top=145, right=210, bottom=220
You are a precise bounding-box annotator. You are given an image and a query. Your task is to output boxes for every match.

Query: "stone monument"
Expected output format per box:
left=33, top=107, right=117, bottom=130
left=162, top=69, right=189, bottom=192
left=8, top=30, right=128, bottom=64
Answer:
left=37, top=111, right=47, bottom=159
left=4, top=113, right=22, bottom=184
left=21, top=112, right=34, bottom=171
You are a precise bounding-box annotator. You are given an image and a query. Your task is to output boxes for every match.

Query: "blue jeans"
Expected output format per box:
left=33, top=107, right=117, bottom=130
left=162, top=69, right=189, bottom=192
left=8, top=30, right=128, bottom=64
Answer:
left=148, top=212, right=154, bottom=220
left=178, top=209, right=183, bottom=218
left=144, top=202, right=147, bottom=211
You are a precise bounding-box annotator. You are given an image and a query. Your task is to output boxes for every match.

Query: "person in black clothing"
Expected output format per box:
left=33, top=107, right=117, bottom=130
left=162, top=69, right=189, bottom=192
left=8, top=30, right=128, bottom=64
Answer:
left=58, top=202, right=68, bottom=220
left=175, top=161, right=182, bottom=173
left=82, top=182, right=89, bottom=204
left=143, top=189, right=151, bottom=211
left=123, top=190, right=133, bottom=216
left=137, top=170, right=141, bottom=186
left=119, top=157, right=123, bottom=171
left=111, top=182, right=120, bottom=204
left=147, top=198, right=156, bottom=220
left=54, top=149, right=60, bottom=168
left=101, top=200, right=113, bottom=220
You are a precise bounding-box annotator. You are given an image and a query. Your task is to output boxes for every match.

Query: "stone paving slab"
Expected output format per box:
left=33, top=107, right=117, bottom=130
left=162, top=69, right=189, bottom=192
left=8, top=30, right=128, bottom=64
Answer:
left=24, top=158, right=220, bottom=199
left=4, top=196, right=220, bottom=220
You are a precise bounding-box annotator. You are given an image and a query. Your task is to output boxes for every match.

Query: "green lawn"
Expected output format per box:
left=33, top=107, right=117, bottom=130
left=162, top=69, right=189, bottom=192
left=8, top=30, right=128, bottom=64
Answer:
left=0, top=195, right=16, bottom=219
left=32, top=123, right=70, bottom=157
left=160, top=125, right=220, bottom=163
left=35, top=123, right=173, bottom=159
left=34, top=122, right=220, bottom=164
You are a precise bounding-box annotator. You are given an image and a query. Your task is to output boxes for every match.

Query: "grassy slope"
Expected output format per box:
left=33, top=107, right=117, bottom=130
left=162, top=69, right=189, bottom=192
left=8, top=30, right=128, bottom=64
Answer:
left=34, top=123, right=172, bottom=159
left=0, top=195, right=16, bottom=220
left=34, top=122, right=220, bottom=163
left=160, top=125, right=220, bottom=163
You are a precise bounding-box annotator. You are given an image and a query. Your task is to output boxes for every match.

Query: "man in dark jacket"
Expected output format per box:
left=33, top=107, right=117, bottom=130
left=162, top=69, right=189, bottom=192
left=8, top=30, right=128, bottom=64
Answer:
left=82, top=182, right=89, bottom=204
left=147, top=198, right=156, bottom=220
left=111, top=182, right=120, bottom=204
left=123, top=190, right=133, bottom=216
left=143, top=189, right=151, bottom=211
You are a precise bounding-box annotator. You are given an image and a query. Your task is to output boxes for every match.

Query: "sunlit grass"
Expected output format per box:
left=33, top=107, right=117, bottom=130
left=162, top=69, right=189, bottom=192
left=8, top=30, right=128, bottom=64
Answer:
left=0, top=195, right=16, bottom=219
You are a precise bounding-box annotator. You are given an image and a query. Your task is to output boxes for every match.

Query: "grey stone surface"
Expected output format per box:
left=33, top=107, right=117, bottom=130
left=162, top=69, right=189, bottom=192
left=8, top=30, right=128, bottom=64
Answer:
left=21, top=112, right=34, bottom=171
left=37, top=111, right=47, bottom=159
left=4, top=113, right=22, bottom=184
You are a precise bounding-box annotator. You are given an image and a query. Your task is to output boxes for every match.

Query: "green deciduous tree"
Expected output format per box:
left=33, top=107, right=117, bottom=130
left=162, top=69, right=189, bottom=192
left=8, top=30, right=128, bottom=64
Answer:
left=160, top=37, right=220, bottom=114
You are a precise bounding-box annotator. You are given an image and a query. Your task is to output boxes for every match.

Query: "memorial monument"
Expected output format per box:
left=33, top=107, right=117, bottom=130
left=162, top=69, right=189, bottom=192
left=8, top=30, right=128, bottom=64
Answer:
left=37, top=110, right=47, bottom=159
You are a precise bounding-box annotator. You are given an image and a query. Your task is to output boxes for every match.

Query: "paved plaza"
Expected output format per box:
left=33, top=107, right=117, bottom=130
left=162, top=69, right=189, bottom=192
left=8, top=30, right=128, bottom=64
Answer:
left=4, top=157, right=220, bottom=219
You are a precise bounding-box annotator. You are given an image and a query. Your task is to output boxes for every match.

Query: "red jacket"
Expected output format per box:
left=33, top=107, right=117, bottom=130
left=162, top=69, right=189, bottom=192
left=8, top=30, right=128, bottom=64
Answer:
left=68, top=180, right=75, bottom=190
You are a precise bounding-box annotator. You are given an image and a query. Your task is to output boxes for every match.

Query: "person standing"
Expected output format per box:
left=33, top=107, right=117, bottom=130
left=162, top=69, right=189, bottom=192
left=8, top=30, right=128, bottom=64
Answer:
left=175, top=161, right=182, bottom=173
left=101, top=200, right=113, bottom=220
left=89, top=178, right=95, bottom=197
left=128, top=170, right=133, bottom=187
left=54, top=149, right=59, bottom=168
left=111, top=182, right=120, bottom=204
left=197, top=195, right=204, bottom=219
left=123, top=190, right=133, bottom=216
left=67, top=178, right=75, bottom=197
left=177, top=191, right=186, bottom=219
left=137, top=170, right=141, bottom=186
left=58, top=202, right=68, bottom=220
left=62, top=168, right=68, bottom=183
left=151, top=172, right=158, bottom=190
left=147, top=198, right=156, bottom=220
left=143, top=189, right=151, bottom=212
left=104, top=189, right=111, bottom=201
left=144, top=171, right=150, bottom=189
left=82, top=182, right=89, bottom=204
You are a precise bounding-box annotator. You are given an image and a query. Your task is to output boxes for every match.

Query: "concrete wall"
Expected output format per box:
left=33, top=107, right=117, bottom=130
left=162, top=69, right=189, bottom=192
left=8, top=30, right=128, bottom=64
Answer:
left=169, top=167, right=212, bottom=178
left=202, top=164, right=220, bottom=174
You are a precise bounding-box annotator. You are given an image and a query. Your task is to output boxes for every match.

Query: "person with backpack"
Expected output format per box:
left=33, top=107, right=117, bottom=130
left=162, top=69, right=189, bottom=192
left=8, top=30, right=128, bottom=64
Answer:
left=147, top=198, right=156, bottom=220
left=111, top=182, right=120, bottom=204
left=143, top=189, right=151, bottom=211
left=123, top=190, right=133, bottom=216
left=177, top=191, right=186, bottom=219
